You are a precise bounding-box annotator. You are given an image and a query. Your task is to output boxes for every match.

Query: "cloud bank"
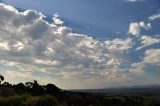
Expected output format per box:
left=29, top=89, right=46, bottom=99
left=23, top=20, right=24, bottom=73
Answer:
left=0, top=3, right=159, bottom=89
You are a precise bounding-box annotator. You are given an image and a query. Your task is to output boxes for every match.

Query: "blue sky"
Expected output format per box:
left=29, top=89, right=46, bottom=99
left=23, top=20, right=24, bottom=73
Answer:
left=2, top=0, right=160, bottom=39
left=0, top=0, right=160, bottom=89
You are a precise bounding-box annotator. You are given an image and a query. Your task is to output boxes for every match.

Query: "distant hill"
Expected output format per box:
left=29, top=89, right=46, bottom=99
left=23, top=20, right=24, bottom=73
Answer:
left=71, top=85, right=160, bottom=94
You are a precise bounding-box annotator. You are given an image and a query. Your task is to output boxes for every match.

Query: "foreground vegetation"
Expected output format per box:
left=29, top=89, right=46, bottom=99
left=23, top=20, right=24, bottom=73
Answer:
left=0, top=94, right=160, bottom=106
left=0, top=75, right=160, bottom=106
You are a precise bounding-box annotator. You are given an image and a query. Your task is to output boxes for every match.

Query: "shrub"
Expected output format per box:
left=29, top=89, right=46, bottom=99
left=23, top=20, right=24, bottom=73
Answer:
left=0, top=95, right=58, bottom=106
left=24, top=95, right=58, bottom=106
left=35, top=95, right=58, bottom=106
left=0, top=95, right=27, bottom=106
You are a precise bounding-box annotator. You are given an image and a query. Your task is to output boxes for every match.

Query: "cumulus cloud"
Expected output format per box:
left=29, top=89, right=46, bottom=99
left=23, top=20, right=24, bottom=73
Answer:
left=52, top=13, right=64, bottom=25
left=129, top=48, right=160, bottom=85
left=144, top=49, right=160, bottom=64
left=136, top=35, right=160, bottom=50
left=105, top=38, right=132, bottom=51
left=130, top=49, right=160, bottom=73
left=128, top=21, right=151, bottom=36
left=0, top=3, right=159, bottom=89
left=0, top=3, right=135, bottom=88
left=148, top=13, right=160, bottom=21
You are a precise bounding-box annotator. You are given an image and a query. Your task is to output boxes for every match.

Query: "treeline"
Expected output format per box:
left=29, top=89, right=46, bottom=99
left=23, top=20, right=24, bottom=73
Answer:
left=0, top=75, right=61, bottom=96
left=1, top=80, right=60, bottom=95
left=0, top=75, right=160, bottom=106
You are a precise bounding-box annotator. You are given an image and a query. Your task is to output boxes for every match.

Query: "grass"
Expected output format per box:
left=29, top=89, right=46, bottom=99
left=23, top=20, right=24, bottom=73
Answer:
left=0, top=95, right=58, bottom=106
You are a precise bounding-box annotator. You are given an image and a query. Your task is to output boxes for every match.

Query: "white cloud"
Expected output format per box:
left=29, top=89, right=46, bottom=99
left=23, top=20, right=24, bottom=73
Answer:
left=0, top=3, right=159, bottom=89
left=136, top=36, right=160, bottom=50
left=0, top=3, right=135, bottom=88
left=56, top=26, right=72, bottom=34
left=105, top=38, right=133, bottom=51
left=129, top=62, right=145, bottom=75
left=52, top=13, right=64, bottom=25
left=144, top=49, right=160, bottom=64
left=127, top=0, right=139, bottom=2
left=149, top=13, right=160, bottom=21
left=128, top=21, right=151, bottom=36
left=130, top=49, right=160, bottom=74
left=123, top=0, right=144, bottom=2
left=128, top=0, right=137, bottom=2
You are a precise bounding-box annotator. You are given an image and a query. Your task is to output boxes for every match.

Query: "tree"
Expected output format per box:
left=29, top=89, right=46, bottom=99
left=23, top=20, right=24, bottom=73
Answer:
left=13, top=83, right=26, bottom=94
left=25, top=81, right=34, bottom=93
left=25, top=81, right=33, bottom=88
left=0, top=75, right=4, bottom=84
left=45, top=84, right=60, bottom=96
left=32, top=80, right=45, bottom=95
left=2, top=82, right=12, bottom=88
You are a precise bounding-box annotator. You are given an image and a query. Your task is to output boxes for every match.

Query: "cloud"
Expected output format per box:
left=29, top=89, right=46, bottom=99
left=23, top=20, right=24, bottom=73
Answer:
left=0, top=3, right=135, bottom=88
left=105, top=38, right=133, bottom=51
left=136, top=35, right=160, bottom=50
left=128, top=0, right=137, bottom=1
left=123, top=0, right=144, bottom=2
left=130, top=49, right=160, bottom=72
left=52, top=13, right=64, bottom=25
left=0, top=3, right=159, bottom=89
left=148, top=13, right=160, bottom=21
left=128, top=21, right=151, bottom=37
left=129, top=48, right=160, bottom=85
left=129, top=62, right=145, bottom=75
left=144, top=49, right=160, bottom=64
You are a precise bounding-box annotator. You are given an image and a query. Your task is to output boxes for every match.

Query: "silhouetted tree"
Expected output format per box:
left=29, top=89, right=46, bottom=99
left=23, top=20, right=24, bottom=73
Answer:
left=25, top=82, right=33, bottom=88
left=2, top=82, right=12, bottom=88
left=13, top=83, right=25, bottom=94
left=0, top=75, right=4, bottom=85
left=32, top=80, right=45, bottom=95
left=45, top=84, right=60, bottom=96
left=25, top=81, right=34, bottom=93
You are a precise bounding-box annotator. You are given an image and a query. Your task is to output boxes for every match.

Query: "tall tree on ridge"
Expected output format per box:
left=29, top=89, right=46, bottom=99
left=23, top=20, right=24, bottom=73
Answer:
left=0, top=75, right=4, bottom=85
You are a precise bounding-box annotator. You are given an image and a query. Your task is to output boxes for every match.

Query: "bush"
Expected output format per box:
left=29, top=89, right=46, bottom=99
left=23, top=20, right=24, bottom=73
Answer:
left=34, top=95, right=58, bottom=106
left=0, top=95, right=27, bottom=106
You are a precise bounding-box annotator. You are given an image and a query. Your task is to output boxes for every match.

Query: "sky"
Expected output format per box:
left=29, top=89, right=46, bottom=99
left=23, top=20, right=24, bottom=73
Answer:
left=0, top=0, right=159, bottom=89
